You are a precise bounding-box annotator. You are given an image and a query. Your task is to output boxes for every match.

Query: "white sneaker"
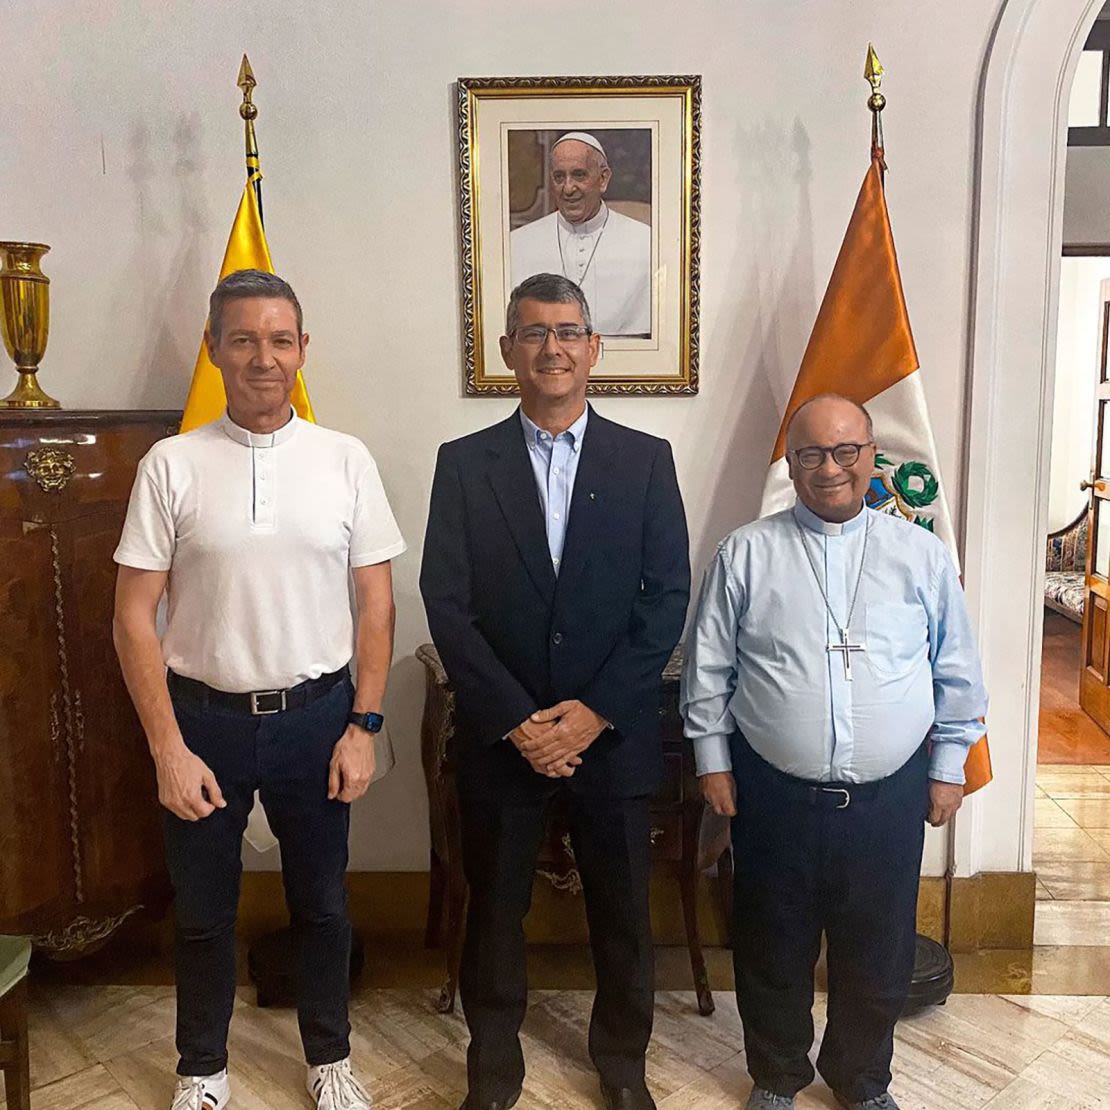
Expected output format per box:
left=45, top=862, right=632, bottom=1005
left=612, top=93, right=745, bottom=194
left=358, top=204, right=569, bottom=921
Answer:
left=171, top=1069, right=230, bottom=1110
left=307, top=1057, right=372, bottom=1109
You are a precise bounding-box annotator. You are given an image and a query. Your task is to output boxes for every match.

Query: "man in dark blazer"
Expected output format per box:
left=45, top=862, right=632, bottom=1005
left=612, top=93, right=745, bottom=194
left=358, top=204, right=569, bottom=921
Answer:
left=420, top=273, right=690, bottom=1110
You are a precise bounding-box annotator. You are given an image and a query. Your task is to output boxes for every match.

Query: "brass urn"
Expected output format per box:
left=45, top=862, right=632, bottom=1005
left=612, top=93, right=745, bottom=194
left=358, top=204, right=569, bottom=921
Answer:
left=0, top=242, right=59, bottom=408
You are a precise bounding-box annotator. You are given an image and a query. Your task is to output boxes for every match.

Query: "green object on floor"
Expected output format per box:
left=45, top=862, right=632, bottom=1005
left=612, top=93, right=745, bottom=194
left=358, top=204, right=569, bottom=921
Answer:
left=0, top=936, right=31, bottom=998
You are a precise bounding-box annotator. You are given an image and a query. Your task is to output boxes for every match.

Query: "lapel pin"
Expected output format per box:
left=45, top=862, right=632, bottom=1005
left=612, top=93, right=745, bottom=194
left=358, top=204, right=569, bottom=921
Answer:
left=589, top=491, right=596, bottom=500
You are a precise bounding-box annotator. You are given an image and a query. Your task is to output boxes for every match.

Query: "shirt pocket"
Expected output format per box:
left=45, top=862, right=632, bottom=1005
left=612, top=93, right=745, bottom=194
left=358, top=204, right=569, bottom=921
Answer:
left=862, top=600, right=929, bottom=678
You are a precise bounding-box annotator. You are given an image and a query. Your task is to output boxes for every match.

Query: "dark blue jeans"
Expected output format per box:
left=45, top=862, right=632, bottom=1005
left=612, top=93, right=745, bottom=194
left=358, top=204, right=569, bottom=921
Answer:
left=164, top=672, right=354, bottom=1076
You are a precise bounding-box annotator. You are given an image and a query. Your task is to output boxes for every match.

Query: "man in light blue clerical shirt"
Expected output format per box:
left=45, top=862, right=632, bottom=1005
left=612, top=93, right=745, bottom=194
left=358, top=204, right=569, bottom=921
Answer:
left=679, top=394, right=987, bottom=1110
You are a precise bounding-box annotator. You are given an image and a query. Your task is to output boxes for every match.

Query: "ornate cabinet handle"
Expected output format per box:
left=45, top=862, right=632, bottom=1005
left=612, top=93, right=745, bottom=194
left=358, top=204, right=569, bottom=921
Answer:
left=24, top=447, right=76, bottom=492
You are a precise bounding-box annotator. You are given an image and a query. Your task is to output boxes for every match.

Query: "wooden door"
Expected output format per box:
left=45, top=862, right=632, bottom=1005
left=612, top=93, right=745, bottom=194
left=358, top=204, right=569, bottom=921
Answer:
left=1080, top=279, right=1110, bottom=730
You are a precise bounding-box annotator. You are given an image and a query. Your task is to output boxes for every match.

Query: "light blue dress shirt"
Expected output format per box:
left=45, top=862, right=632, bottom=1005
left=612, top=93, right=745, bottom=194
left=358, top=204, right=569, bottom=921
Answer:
left=680, top=501, right=988, bottom=785
left=520, top=406, right=588, bottom=573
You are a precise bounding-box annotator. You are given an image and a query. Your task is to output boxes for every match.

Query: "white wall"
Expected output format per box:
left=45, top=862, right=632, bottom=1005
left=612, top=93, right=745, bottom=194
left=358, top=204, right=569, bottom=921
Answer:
left=0, top=0, right=1005, bottom=873
left=1050, top=257, right=1105, bottom=531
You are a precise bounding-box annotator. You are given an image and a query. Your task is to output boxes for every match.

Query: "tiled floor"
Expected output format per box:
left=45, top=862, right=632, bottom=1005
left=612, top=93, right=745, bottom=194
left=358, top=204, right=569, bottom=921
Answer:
left=5, top=984, right=1110, bottom=1109
left=1034, top=764, right=1110, bottom=948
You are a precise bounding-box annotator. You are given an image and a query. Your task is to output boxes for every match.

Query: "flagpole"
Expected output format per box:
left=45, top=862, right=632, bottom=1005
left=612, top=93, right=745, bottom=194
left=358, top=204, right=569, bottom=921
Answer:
left=865, top=43, right=886, bottom=165
left=237, top=54, right=263, bottom=227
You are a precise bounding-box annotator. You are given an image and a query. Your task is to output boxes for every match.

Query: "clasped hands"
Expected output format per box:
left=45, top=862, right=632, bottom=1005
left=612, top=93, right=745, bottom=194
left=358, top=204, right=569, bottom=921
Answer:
left=509, top=700, right=608, bottom=778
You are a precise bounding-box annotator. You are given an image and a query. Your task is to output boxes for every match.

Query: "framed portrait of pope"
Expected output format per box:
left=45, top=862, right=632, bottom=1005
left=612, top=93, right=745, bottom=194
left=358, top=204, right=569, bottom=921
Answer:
left=457, top=75, right=701, bottom=395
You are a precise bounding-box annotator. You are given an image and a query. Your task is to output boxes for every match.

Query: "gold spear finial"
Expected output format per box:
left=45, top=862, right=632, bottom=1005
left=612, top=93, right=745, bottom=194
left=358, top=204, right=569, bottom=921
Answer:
left=864, top=43, right=886, bottom=158
left=237, top=54, right=257, bottom=122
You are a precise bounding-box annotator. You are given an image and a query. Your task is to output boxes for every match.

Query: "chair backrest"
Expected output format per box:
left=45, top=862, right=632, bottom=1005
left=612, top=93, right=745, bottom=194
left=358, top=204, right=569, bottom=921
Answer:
left=1047, top=509, right=1089, bottom=573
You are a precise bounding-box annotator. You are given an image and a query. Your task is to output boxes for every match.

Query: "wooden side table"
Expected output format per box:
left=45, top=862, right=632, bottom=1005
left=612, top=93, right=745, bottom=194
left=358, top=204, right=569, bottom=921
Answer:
left=417, top=643, right=732, bottom=1017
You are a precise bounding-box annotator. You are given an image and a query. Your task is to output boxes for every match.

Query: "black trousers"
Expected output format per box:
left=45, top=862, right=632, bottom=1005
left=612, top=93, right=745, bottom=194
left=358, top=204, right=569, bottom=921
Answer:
left=164, top=672, right=355, bottom=1076
left=458, top=783, right=654, bottom=1103
left=730, top=735, right=929, bottom=1103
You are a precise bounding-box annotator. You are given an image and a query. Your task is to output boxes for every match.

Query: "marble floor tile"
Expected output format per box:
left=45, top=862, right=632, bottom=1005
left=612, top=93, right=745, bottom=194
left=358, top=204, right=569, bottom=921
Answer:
left=13, top=985, right=1110, bottom=1109
left=1039, top=764, right=1102, bottom=776
left=1001, top=994, right=1106, bottom=1024
left=1033, top=826, right=1110, bottom=863
left=1036, top=878, right=1054, bottom=901
left=1035, top=797, right=1078, bottom=828
left=1035, top=859, right=1110, bottom=901
left=1037, top=772, right=1110, bottom=799
left=990, top=1045, right=1110, bottom=1106
left=15, top=1063, right=141, bottom=1109
left=42, top=985, right=176, bottom=1064
left=1056, top=796, right=1110, bottom=829
left=1034, top=901, right=1110, bottom=946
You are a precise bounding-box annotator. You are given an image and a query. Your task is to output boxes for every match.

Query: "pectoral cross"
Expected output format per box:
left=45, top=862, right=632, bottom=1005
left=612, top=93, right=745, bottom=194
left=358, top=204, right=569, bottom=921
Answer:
left=828, top=626, right=866, bottom=681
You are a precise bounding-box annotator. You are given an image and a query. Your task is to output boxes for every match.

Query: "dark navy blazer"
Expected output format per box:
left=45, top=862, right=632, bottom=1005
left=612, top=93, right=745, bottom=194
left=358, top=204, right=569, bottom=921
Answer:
left=419, top=407, right=690, bottom=799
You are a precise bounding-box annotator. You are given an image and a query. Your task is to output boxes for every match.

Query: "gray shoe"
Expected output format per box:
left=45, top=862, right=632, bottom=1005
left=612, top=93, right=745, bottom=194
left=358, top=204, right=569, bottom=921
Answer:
left=835, top=1094, right=900, bottom=1110
left=745, top=1090, right=795, bottom=1109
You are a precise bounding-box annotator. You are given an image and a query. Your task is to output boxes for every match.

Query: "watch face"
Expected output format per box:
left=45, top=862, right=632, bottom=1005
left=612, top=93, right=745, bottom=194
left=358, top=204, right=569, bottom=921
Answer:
left=351, top=711, right=383, bottom=733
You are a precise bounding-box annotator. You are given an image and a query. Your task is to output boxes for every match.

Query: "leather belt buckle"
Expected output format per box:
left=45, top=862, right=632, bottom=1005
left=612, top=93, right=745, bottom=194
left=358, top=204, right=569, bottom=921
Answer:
left=823, top=787, right=850, bottom=810
left=250, top=689, right=286, bottom=715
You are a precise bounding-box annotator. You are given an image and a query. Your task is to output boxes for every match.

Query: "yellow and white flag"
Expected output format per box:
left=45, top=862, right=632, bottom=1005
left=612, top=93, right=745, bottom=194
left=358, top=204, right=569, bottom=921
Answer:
left=760, top=150, right=992, bottom=795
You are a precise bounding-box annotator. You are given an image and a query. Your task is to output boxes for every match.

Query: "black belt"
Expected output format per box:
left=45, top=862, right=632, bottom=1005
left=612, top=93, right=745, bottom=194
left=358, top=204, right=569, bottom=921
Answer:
left=168, top=667, right=348, bottom=716
left=736, top=732, right=918, bottom=810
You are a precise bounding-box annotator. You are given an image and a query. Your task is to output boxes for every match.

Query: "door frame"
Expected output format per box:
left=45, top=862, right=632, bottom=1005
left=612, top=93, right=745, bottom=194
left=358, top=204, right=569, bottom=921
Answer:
left=962, top=0, right=1105, bottom=876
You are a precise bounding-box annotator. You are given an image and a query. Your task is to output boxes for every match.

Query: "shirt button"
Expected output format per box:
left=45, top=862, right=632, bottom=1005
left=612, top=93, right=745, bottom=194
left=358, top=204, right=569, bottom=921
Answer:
left=552, top=632, right=563, bottom=645
left=552, top=467, right=560, bottom=475
left=553, top=512, right=561, bottom=520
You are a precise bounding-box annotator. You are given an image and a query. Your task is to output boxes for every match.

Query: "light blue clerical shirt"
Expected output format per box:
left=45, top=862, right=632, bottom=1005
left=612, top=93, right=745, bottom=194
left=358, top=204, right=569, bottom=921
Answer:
left=520, top=406, right=588, bottom=573
left=680, top=501, right=988, bottom=784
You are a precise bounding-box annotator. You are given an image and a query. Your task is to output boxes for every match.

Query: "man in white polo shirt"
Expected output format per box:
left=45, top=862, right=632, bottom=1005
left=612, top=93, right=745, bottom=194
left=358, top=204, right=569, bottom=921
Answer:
left=112, top=269, right=405, bottom=1110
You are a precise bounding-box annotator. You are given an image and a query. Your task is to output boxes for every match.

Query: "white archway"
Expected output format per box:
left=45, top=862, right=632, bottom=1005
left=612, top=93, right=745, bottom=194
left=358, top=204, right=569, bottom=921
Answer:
left=961, top=0, right=1104, bottom=877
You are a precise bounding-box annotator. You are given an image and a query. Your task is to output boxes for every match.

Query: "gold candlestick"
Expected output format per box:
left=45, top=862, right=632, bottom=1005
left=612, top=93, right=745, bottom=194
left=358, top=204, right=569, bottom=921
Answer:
left=0, top=241, right=59, bottom=409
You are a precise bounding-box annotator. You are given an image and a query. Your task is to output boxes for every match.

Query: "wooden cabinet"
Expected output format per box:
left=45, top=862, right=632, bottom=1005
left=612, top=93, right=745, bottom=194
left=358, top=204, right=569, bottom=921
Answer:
left=417, top=643, right=733, bottom=1017
left=0, top=411, right=178, bottom=955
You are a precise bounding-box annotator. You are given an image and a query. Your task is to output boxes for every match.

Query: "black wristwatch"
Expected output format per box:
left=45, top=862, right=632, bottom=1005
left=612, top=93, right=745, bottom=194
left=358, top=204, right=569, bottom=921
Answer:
left=348, top=710, right=385, bottom=734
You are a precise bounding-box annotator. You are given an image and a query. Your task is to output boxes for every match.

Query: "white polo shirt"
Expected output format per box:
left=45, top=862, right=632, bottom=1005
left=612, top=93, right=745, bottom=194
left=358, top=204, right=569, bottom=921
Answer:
left=114, top=410, right=406, bottom=692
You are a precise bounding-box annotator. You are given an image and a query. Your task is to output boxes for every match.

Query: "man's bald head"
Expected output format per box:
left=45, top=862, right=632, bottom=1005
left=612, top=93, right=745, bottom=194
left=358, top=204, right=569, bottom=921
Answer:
left=785, top=393, right=873, bottom=452
left=785, top=393, right=877, bottom=524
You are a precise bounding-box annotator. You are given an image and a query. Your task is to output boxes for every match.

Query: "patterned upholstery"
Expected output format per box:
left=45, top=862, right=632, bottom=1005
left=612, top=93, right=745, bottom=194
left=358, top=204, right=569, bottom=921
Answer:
left=1045, top=512, right=1088, bottom=623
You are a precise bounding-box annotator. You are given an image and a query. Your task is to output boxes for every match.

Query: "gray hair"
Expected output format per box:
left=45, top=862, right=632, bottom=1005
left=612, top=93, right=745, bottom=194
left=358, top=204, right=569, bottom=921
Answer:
left=208, top=269, right=303, bottom=341
left=785, top=393, right=874, bottom=447
left=505, top=273, right=593, bottom=335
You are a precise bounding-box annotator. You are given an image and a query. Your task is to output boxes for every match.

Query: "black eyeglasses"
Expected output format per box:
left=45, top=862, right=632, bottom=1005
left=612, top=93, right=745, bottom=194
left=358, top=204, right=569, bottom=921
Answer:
left=790, top=442, right=875, bottom=470
left=510, top=324, right=592, bottom=346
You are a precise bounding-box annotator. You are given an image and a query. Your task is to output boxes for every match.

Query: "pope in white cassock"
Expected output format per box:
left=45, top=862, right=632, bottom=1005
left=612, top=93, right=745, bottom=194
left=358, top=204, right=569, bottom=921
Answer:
left=680, top=395, right=988, bottom=1110
left=511, top=131, right=651, bottom=337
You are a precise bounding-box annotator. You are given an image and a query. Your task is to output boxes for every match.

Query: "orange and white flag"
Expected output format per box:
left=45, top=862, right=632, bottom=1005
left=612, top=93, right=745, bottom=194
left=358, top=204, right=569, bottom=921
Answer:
left=760, top=150, right=992, bottom=795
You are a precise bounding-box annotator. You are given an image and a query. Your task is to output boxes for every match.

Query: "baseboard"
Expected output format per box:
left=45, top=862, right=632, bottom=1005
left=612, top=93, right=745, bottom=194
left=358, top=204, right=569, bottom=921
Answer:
left=238, top=869, right=1035, bottom=951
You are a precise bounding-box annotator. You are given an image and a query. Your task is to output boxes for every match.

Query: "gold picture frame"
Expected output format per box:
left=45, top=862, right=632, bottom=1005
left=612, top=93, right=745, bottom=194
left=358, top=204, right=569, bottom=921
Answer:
left=457, top=75, right=701, bottom=395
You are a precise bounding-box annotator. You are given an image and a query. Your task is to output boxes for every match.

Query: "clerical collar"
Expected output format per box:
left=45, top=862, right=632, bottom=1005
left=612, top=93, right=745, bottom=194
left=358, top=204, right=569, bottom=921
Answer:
left=519, top=405, right=588, bottom=452
left=792, top=499, right=868, bottom=536
left=558, top=203, right=608, bottom=237
left=219, top=406, right=299, bottom=448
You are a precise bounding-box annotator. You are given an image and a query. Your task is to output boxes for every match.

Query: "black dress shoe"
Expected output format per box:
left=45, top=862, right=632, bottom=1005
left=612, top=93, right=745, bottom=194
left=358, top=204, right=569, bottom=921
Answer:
left=458, top=1088, right=522, bottom=1110
left=600, top=1083, right=657, bottom=1110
